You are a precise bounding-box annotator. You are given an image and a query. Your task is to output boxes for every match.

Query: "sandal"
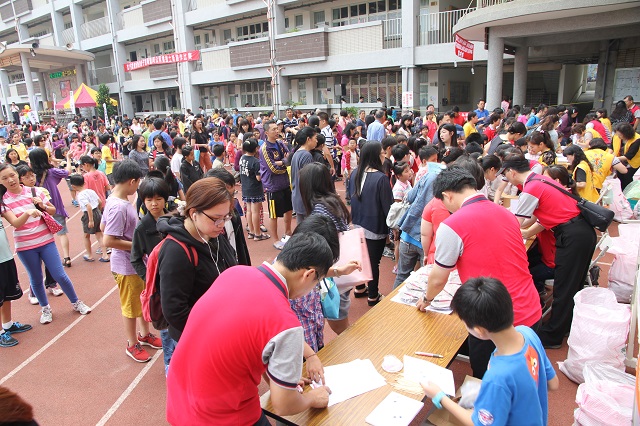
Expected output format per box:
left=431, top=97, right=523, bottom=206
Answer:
left=354, top=286, right=368, bottom=298
left=99, top=257, right=110, bottom=263
left=260, top=225, right=268, bottom=233
left=368, top=293, right=383, bottom=306
left=63, top=257, right=72, bottom=267
left=83, top=256, right=95, bottom=262
left=248, top=232, right=255, bottom=239
left=254, top=233, right=270, bottom=241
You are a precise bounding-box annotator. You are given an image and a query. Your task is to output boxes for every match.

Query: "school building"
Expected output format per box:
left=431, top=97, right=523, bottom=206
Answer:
left=0, top=0, right=639, bottom=117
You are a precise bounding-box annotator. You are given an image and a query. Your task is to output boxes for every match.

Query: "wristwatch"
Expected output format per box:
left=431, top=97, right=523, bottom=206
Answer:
left=334, top=267, right=340, bottom=277
left=422, top=293, right=433, bottom=304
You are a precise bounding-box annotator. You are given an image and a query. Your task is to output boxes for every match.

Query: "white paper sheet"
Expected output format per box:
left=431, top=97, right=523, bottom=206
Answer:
left=365, top=391, right=424, bottom=426
left=402, top=355, right=456, bottom=396
left=320, top=359, right=387, bottom=407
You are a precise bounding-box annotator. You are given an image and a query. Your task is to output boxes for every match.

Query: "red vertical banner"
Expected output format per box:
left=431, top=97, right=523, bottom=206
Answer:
left=454, top=34, right=474, bottom=61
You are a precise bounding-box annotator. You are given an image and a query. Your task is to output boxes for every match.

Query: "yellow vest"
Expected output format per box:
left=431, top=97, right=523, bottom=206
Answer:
left=586, top=128, right=602, bottom=140
left=612, top=134, right=622, bottom=157
left=585, top=148, right=613, bottom=189
left=600, top=118, right=612, bottom=133
left=623, top=133, right=640, bottom=169
left=574, top=160, right=599, bottom=202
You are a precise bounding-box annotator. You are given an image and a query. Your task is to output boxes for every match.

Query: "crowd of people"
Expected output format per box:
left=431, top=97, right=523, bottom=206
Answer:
left=0, top=93, right=639, bottom=424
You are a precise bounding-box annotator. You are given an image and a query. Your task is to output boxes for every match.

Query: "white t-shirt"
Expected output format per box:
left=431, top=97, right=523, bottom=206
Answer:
left=77, top=189, right=101, bottom=212
left=171, top=153, right=183, bottom=174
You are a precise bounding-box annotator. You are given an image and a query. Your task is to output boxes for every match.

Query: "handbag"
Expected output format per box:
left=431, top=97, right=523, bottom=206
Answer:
left=31, top=187, right=64, bottom=234
left=333, top=227, right=373, bottom=290
left=532, top=178, right=614, bottom=232
left=386, top=196, right=410, bottom=229
left=319, top=278, right=340, bottom=320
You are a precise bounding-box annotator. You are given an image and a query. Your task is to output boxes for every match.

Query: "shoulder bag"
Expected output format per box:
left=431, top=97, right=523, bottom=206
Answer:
left=30, top=187, right=64, bottom=234
left=531, top=178, right=614, bottom=232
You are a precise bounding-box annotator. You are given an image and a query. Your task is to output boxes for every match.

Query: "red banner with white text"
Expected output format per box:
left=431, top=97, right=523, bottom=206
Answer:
left=454, top=34, right=474, bottom=61
left=124, top=50, right=201, bottom=72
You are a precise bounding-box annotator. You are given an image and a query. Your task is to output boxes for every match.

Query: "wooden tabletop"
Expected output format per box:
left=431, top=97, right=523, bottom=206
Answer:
left=261, top=286, right=468, bottom=425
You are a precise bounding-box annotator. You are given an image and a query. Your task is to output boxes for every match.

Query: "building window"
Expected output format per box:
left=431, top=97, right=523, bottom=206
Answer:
left=10, top=73, right=25, bottom=83
left=295, top=14, right=303, bottom=27
left=153, top=44, right=161, bottom=56
left=228, top=85, right=237, bottom=108
left=236, top=22, right=268, bottom=41
left=316, top=77, right=328, bottom=104
left=419, top=69, right=429, bottom=107
left=331, top=0, right=400, bottom=26
left=194, top=35, right=201, bottom=49
left=341, top=71, right=401, bottom=105
left=163, top=41, right=175, bottom=53
left=240, top=81, right=272, bottom=107
left=285, top=17, right=289, bottom=29
left=298, top=80, right=306, bottom=104
left=313, top=11, right=326, bottom=27
left=223, top=29, right=232, bottom=43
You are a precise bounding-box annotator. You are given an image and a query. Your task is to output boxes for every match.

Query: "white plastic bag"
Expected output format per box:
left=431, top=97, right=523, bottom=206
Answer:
left=608, top=237, right=638, bottom=303
left=558, top=287, right=630, bottom=384
left=574, top=362, right=635, bottom=426
left=604, top=178, right=633, bottom=221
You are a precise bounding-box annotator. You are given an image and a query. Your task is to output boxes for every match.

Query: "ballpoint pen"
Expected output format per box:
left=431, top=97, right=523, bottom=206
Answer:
left=415, top=351, right=443, bottom=358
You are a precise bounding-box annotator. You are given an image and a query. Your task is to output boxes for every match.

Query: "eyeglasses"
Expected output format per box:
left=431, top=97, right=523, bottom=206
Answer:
left=199, top=211, right=232, bottom=226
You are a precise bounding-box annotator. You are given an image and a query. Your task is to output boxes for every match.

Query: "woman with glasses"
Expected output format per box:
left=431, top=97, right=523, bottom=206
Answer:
left=157, top=177, right=238, bottom=342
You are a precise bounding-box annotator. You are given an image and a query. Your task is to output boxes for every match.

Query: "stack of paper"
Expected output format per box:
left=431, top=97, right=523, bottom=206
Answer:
left=320, top=359, right=387, bottom=407
left=402, top=355, right=456, bottom=396
left=365, top=392, right=424, bottom=426
left=391, top=280, right=461, bottom=314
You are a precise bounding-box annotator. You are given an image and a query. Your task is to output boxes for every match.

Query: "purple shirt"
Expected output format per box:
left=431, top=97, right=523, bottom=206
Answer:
left=40, top=168, right=69, bottom=218
left=259, top=140, right=290, bottom=193
left=102, top=196, right=138, bottom=276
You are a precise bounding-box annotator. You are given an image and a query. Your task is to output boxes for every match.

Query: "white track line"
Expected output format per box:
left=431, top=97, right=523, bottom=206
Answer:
left=0, top=285, right=118, bottom=386
left=96, top=350, right=163, bottom=426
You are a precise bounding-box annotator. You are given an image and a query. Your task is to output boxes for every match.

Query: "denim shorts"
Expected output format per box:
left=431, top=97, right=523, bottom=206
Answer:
left=53, top=214, right=68, bottom=235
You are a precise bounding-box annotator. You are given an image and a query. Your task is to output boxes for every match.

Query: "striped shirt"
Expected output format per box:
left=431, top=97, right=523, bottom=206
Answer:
left=1, top=185, right=54, bottom=251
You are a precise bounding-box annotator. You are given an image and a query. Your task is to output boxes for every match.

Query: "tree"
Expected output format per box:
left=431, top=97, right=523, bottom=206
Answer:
left=95, top=84, right=117, bottom=122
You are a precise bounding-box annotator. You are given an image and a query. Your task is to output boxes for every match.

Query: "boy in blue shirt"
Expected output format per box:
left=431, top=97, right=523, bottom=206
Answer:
left=422, top=277, right=559, bottom=426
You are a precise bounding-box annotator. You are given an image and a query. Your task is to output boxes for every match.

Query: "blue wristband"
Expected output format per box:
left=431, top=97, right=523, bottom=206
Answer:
left=432, top=391, right=446, bottom=409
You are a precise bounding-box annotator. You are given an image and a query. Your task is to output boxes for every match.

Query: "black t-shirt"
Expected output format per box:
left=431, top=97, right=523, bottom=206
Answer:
left=192, top=131, right=209, bottom=152
left=239, top=155, right=263, bottom=198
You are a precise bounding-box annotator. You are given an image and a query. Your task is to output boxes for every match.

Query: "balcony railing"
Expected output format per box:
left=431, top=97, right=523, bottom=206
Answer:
left=118, top=6, right=144, bottom=30
left=189, top=0, right=225, bottom=10
left=418, top=8, right=475, bottom=45
left=88, top=66, right=117, bottom=85
left=479, top=0, right=514, bottom=7
left=382, top=17, right=402, bottom=49
left=61, top=27, right=75, bottom=45
left=80, top=16, right=110, bottom=39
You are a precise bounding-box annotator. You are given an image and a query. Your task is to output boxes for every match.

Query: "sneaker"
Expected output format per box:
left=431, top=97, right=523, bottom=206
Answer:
left=48, top=286, right=64, bottom=297
left=72, top=300, right=92, bottom=315
left=126, top=342, right=151, bottom=363
left=28, top=293, right=39, bottom=305
left=96, top=248, right=102, bottom=254
left=72, top=200, right=79, bottom=207
left=382, top=247, right=395, bottom=258
left=0, top=332, right=18, bottom=348
left=3, top=322, right=32, bottom=334
left=106, top=248, right=112, bottom=254
left=138, top=332, right=162, bottom=349
left=260, top=225, right=268, bottom=233
left=273, top=240, right=285, bottom=250
left=40, top=307, right=53, bottom=324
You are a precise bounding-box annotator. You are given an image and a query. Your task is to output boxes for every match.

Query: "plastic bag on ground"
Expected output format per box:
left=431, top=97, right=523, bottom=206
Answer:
left=607, top=235, right=639, bottom=303
left=558, top=287, right=630, bottom=384
left=573, top=362, right=635, bottom=426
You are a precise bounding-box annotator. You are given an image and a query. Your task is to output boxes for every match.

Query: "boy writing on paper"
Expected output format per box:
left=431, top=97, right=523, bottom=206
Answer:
left=421, top=277, right=559, bottom=426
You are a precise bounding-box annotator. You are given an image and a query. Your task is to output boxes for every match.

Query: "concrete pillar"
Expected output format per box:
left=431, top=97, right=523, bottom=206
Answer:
left=174, top=0, right=200, bottom=112
left=290, top=79, right=299, bottom=103
left=69, top=2, right=85, bottom=50
left=401, top=66, right=420, bottom=112
left=0, top=70, right=10, bottom=120
left=593, top=40, right=618, bottom=110
left=273, top=3, right=286, bottom=35
left=74, top=64, right=86, bottom=86
left=51, top=8, right=65, bottom=46
left=39, top=72, right=49, bottom=103
left=277, top=77, right=291, bottom=115
left=486, top=31, right=504, bottom=111
left=513, top=45, right=527, bottom=107
left=20, top=53, right=37, bottom=110
left=16, top=23, right=29, bottom=43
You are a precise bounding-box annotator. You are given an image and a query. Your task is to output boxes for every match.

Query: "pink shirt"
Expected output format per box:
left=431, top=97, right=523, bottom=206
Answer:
left=2, top=186, right=54, bottom=251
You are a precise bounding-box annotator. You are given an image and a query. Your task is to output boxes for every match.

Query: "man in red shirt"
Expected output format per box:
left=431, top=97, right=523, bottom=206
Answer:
left=417, top=167, right=541, bottom=378
left=624, top=95, right=640, bottom=131
left=166, top=233, right=334, bottom=425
